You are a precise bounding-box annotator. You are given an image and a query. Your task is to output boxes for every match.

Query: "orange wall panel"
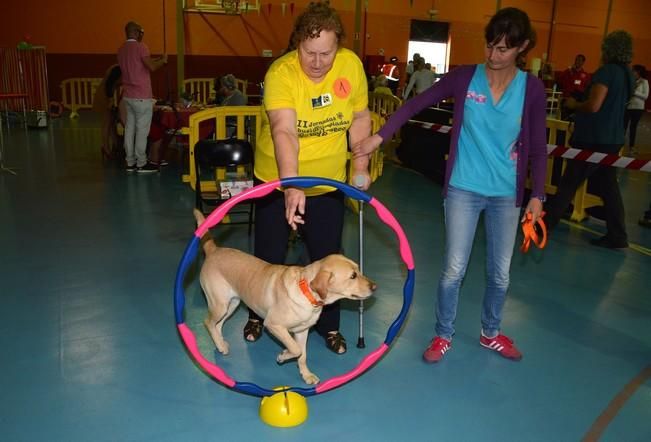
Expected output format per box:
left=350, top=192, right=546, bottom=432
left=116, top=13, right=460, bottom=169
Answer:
left=0, top=0, right=172, bottom=54
left=554, top=0, right=609, bottom=31
left=2, top=0, right=650, bottom=93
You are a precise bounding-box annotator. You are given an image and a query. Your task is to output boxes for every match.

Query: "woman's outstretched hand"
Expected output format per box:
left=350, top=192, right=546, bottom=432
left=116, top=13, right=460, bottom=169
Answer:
left=352, top=134, right=383, bottom=159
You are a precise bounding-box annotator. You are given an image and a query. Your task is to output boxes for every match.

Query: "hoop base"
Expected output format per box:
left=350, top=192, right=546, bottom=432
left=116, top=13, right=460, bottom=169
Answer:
left=259, top=387, right=308, bottom=427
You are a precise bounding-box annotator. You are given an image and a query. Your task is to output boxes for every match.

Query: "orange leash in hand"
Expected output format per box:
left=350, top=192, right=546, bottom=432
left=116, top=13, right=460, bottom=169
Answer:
left=520, top=211, right=547, bottom=253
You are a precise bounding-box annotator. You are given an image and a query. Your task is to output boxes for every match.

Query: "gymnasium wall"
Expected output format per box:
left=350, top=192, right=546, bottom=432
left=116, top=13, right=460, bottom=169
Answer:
left=1, top=0, right=649, bottom=102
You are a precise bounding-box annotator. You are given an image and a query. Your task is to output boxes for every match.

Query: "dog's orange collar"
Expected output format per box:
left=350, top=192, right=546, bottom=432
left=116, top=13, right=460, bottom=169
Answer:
left=299, top=278, right=324, bottom=307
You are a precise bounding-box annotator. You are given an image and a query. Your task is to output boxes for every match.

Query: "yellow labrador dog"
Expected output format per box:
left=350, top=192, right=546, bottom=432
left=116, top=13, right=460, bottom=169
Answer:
left=194, top=209, right=377, bottom=384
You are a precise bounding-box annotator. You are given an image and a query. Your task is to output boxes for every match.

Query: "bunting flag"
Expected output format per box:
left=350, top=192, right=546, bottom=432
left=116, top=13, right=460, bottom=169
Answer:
left=290, top=2, right=294, bottom=15
left=267, top=2, right=271, bottom=14
left=281, top=2, right=286, bottom=16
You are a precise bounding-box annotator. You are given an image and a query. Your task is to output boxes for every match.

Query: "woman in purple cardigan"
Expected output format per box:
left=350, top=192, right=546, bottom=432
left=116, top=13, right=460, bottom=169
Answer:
left=354, top=8, right=547, bottom=363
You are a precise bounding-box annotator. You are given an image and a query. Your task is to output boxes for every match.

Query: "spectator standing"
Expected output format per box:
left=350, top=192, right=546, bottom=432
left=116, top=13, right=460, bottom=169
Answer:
left=403, top=59, right=437, bottom=99
left=558, top=54, right=591, bottom=100
left=380, top=56, right=400, bottom=95
left=117, top=21, right=168, bottom=173
left=405, top=53, right=421, bottom=82
left=624, top=64, right=649, bottom=153
left=545, top=31, right=635, bottom=249
left=92, top=64, right=122, bottom=160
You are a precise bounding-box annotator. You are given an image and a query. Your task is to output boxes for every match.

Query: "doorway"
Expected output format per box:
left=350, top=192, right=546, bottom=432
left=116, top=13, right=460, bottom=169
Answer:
left=408, top=20, right=450, bottom=75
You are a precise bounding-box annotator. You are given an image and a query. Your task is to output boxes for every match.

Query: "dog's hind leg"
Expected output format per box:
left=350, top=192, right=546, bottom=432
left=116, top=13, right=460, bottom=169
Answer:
left=294, top=329, right=319, bottom=385
left=204, top=297, right=240, bottom=355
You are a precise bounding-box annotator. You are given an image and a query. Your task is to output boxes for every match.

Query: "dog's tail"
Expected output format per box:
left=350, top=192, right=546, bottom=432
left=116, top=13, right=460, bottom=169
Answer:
left=193, top=209, right=218, bottom=255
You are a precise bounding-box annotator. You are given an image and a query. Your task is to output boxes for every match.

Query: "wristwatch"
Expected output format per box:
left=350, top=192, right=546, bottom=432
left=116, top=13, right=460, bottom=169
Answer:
left=533, top=195, right=546, bottom=203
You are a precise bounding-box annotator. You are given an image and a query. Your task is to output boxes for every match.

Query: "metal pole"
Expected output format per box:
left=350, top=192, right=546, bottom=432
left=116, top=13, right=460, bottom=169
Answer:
left=603, top=0, right=613, bottom=38
left=353, top=0, right=362, bottom=56
left=176, top=0, right=186, bottom=98
left=163, top=0, right=172, bottom=103
left=163, top=0, right=167, bottom=54
left=546, top=0, right=558, bottom=64
left=357, top=201, right=366, bottom=348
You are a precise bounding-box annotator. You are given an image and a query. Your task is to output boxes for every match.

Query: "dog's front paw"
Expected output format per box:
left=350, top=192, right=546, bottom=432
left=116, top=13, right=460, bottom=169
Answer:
left=276, top=349, right=299, bottom=364
left=302, top=371, right=320, bottom=385
left=216, top=341, right=230, bottom=355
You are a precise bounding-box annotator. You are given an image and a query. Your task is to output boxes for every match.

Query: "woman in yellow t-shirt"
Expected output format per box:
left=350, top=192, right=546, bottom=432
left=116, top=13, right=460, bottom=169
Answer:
left=245, top=2, right=372, bottom=355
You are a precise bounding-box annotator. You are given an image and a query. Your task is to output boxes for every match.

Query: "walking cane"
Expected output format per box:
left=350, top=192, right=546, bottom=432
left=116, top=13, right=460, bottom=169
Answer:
left=353, top=175, right=367, bottom=348
left=357, top=200, right=366, bottom=348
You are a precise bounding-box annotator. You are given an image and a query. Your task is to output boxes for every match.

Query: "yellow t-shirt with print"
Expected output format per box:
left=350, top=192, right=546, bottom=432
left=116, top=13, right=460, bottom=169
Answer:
left=254, top=47, right=368, bottom=195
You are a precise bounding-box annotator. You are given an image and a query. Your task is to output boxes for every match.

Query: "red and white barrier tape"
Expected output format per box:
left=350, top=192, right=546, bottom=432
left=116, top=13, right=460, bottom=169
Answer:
left=406, top=120, right=651, bottom=172
left=408, top=120, right=452, bottom=134
left=546, top=145, right=651, bottom=172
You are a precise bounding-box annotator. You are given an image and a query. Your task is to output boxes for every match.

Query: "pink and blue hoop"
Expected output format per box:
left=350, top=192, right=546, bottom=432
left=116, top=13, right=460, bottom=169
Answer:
left=174, top=177, right=415, bottom=397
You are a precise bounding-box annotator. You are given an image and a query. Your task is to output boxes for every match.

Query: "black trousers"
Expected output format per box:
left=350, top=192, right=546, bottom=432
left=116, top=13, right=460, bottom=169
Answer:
left=624, top=109, right=644, bottom=147
left=388, top=79, right=399, bottom=95
left=545, top=143, right=627, bottom=244
left=248, top=187, right=345, bottom=335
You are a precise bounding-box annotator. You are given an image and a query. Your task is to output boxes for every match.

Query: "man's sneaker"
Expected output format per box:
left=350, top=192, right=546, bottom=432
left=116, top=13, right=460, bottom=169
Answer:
left=423, top=336, right=451, bottom=363
left=126, top=164, right=137, bottom=173
left=150, top=160, right=169, bottom=167
left=480, top=333, right=522, bottom=360
left=136, top=162, right=160, bottom=174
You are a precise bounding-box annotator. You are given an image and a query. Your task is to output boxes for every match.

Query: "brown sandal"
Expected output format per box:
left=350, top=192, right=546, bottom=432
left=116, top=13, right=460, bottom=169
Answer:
left=325, top=331, right=347, bottom=354
left=243, top=319, right=263, bottom=342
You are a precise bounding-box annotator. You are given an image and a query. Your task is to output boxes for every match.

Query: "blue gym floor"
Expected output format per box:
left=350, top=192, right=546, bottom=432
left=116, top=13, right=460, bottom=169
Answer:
left=1, top=114, right=650, bottom=441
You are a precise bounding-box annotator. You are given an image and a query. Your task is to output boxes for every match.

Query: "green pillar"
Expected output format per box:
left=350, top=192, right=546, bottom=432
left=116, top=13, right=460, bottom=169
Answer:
left=176, top=0, right=185, bottom=96
left=603, top=0, right=613, bottom=38
left=354, top=0, right=362, bottom=56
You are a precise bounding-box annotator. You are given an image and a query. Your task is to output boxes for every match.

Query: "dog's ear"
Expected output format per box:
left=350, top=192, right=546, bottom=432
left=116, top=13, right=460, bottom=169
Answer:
left=310, top=270, right=333, bottom=300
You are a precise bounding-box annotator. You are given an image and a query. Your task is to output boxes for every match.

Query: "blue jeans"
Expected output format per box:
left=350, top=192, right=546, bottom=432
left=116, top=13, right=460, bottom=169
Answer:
left=435, top=186, right=520, bottom=340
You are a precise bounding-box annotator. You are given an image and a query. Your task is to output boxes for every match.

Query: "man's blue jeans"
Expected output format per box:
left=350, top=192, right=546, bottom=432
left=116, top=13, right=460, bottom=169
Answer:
left=435, top=186, right=520, bottom=340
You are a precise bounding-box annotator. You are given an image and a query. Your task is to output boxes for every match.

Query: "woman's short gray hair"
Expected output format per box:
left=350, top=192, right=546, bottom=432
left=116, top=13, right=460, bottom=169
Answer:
left=602, top=30, right=633, bottom=64
left=220, top=74, right=237, bottom=91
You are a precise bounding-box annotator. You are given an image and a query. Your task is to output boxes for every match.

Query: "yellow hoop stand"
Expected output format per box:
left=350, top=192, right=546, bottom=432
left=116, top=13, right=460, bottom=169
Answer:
left=259, top=387, right=308, bottom=427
